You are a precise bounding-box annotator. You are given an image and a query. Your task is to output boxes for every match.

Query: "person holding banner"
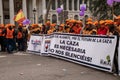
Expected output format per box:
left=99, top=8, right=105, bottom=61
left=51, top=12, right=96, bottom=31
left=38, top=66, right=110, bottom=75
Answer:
left=114, top=16, right=120, bottom=35
left=45, top=21, right=51, bottom=34
left=58, top=24, right=65, bottom=33
left=47, top=23, right=56, bottom=34
left=108, top=22, right=119, bottom=75
left=97, top=20, right=109, bottom=35
left=82, top=22, right=97, bottom=35
left=16, top=24, right=24, bottom=51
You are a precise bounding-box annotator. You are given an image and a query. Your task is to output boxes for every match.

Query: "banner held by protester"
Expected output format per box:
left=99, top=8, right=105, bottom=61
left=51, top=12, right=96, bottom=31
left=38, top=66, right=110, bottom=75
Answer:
left=40, top=34, right=53, bottom=56
left=50, top=33, right=117, bottom=72
left=27, top=35, right=43, bottom=55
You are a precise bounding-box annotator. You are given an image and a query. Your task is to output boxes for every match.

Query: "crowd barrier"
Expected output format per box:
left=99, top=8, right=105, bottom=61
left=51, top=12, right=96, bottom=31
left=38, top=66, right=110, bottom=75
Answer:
left=27, top=33, right=120, bottom=75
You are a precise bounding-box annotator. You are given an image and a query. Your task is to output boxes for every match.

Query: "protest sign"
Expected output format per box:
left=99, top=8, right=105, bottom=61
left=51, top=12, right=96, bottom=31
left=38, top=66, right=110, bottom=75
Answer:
left=50, top=33, right=117, bottom=72
left=27, top=35, right=43, bottom=55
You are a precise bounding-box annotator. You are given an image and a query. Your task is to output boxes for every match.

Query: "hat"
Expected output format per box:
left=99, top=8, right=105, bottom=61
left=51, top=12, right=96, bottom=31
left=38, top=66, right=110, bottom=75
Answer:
left=93, top=21, right=98, bottom=26
left=76, top=20, right=82, bottom=24
left=86, top=21, right=93, bottom=25
left=99, top=20, right=105, bottom=24
left=87, top=18, right=92, bottom=22
left=105, top=20, right=114, bottom=25
left=60, top=24, right=65, bottom=27
left=116, top=15, right=120, bottom=20
left=69, top=19, right=76, bottom=23
left=65, top=19, right=70, bottom=22
left=50, top=23, right=56, bottom=27
left=18, top=23, right=23, bottom=27
left=46, top=21, right=51, bottom=25
left=5, top=24, right=11, bottom=28
left=31, top=24, right=38, bottom=28
left=0, top=24, right=4, bottom=28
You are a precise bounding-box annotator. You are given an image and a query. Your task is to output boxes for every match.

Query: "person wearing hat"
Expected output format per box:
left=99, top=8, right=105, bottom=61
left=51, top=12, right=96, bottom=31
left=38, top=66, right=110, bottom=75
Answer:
left=22, top=25, right=28, bottom=51
left=16, top=24, right=24, bottom=51
left=114, top=16, right=120, bottom=35
left=30, top=24, right=41, bottom=34
left=97, top=20, right=109, bottom=35
left=64, top=19, right=71, bottom=33
left=0, top=24, right=6, bottom=52
left=58, top=24, right=65, bottom=33
left=107, top=23, right=119, bottom=75
left=75, top=20, right=83, bottom=34
left=82, top=21, right=97, bottom=35
left=45, top=21, right=51, bottom=34
left=2, top=24, right=15, bottom=53
left=47, top=23, right=56, bottom=34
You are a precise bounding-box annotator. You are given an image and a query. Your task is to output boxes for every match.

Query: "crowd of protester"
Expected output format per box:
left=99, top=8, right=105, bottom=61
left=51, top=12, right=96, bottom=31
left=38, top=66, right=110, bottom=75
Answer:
left=0, top=16, right=120, bottom=53
left=29, top=16, right=120, bottom=36
left=0, top=24, right=28, bottom=53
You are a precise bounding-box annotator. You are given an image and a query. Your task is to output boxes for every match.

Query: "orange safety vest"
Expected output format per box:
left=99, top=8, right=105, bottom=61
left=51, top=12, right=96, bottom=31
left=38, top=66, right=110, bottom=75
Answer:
left=17, top=31, right=23, bottom=39
left=0, top=29, right=2, bottom=36
left=6, top=28, right=14, bottom=39
left=0, top=29, right=5, bottom=37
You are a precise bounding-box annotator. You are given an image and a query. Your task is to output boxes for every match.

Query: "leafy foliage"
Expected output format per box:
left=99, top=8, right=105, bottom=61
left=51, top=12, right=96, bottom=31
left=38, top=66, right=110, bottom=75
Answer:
left=89, top=0, right=120, bottom=20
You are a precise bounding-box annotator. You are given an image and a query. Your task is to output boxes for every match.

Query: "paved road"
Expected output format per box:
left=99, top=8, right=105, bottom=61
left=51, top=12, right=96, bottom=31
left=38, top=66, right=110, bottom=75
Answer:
left=0, top=52, right=120, bottom=80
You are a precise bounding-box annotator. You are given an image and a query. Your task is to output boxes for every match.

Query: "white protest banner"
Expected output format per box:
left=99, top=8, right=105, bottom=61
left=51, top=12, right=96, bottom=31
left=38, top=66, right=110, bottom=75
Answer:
left=27, top=35, right=43, bottom=55
left=50, top=33, right=117, bottom=72
left=41, top=34, right=53, bottom=56
left=118, top=37, right=120, bottom=76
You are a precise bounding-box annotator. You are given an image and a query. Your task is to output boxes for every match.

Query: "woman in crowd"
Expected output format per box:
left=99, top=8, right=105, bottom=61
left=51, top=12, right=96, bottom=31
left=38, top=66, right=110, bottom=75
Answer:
left=97, top=20, right=109, bottom=35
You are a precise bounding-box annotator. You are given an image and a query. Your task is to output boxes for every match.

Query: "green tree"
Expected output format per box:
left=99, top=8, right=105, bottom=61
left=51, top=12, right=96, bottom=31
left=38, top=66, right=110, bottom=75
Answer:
left=89, top=0, right=120, bottom=20
left=44, top=0, right=52, bottom=23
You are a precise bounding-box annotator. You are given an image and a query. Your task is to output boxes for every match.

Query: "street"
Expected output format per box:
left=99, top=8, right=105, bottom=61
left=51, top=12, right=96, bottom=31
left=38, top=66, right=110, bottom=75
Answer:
left=0, top=52, right=120, bottom=80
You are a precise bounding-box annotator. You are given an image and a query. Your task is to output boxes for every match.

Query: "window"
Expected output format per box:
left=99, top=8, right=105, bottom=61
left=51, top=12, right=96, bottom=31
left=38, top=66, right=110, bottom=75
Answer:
left=74, top=0, right=77, bottom=10
left=46, top=0, right=49, bottom=9
left=79, top=0, right=82, bottom=4
left=57, top=0, right=61, bottom=8
left=79, top=0, right=82, bottom=10
left=84, top=0, right=87, bottom=11
left=63, top=0, right=66, bottom=10
left=69, top=0, right=72, bottom=10
left=52, top=0, right=56, bottom=10
left=52, top=14, right=57, bottom=23
left=14, top=0, right=22, bottom=13
left=84, top=0, right=87, bottom=4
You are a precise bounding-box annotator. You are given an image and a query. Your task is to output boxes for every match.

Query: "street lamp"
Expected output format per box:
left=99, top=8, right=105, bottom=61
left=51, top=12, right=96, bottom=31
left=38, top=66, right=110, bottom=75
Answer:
left=33, top=8, right=36, bottom=24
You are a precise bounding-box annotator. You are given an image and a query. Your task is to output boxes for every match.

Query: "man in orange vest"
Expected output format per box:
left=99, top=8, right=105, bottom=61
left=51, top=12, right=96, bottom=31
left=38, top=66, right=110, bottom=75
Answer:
left=16, top=24, right=24, bottom=51
left=2, top=24, right=15, bottom=53
left=0, top=24, right=6, bottom=52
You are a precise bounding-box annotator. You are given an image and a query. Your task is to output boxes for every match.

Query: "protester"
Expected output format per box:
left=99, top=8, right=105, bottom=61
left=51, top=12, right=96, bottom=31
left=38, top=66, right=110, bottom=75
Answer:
left=58, top=24, right=65, bottom=33
left=45, top=21, right=51, bottom=34
left=0, top=24, right=6, bottom=52
left=97, top=20, right=109, bottom=35
left=22, top=25, right=28, bottom=51
left=2, top=24, right=15, bottom=53
left=47, top=23, right=56, bottom=34
left=16, top=24, right=24, bottom=51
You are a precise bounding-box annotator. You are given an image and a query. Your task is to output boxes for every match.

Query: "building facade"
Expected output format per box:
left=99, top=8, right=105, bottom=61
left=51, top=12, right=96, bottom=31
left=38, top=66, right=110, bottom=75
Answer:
left=0, top=0, right=91, bottom=24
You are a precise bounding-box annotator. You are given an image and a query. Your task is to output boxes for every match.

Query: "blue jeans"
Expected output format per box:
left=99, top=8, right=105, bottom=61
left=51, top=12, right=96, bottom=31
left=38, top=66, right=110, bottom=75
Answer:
left=6, top=39, right=14, bottom=53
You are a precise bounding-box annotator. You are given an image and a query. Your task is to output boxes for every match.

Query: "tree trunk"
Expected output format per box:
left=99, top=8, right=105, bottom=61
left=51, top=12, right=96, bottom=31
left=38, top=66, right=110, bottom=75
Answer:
left=44, top=0, right=52, bottom=23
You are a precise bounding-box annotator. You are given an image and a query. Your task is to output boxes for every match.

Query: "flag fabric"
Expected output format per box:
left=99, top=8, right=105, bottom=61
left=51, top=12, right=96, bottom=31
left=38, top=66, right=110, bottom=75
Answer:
left=14, top=9, right=26, bottom=23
